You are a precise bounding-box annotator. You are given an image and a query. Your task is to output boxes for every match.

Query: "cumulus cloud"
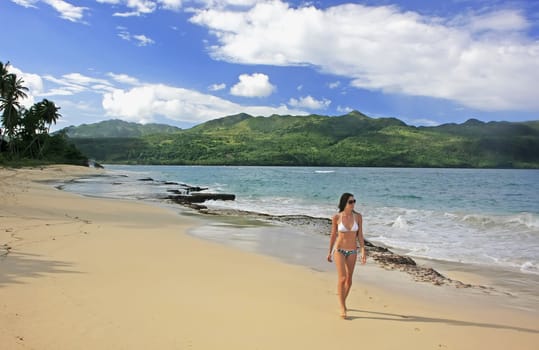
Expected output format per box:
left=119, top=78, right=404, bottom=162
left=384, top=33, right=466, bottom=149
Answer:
left=230, top=73, right=275, bottom=97
left=209, top=83, right=226, bottom=91
left=190, top=1, right=539, bottom=112
left=7, top=66, right=307, bottom=125
left=288, top=95, right=331, bottom=110
left=455, top=9, right=530, bottom=33
left=102, top=83, right=304, bottom=124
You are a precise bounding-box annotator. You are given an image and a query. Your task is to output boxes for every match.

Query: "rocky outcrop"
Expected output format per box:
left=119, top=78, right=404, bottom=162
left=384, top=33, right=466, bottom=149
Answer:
left=168, top=193, right=236, bottom=204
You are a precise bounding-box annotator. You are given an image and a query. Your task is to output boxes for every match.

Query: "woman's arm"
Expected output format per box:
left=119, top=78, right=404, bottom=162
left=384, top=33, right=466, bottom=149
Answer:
left=327, top=215, right=338, bottom=262
left=356, top=214, right=367, bottom=264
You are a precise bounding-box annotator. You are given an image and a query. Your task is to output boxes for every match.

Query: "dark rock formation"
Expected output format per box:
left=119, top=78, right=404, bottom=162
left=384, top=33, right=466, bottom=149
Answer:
left=168, top=193, right=235, bottom=204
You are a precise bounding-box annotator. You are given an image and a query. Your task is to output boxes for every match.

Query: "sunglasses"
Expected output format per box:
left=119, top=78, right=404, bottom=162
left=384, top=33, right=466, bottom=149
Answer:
left=347, top=199, right=356, bottom=204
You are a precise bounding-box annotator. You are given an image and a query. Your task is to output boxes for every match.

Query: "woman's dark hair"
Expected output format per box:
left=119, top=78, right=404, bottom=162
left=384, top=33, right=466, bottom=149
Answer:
left=338, top=192, right=354, bottom=212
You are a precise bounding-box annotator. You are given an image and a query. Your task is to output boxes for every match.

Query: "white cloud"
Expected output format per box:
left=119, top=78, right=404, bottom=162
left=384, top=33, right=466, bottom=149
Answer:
left=119, top=0, right=156, bottom=15
left=230, top=73, right=275, bottom=97
left=296, top=84, right=303, bottom=91
left=62, top=73, right=111, bottom=86
left=133, top=34, right=155, bottom=46
left=195, top=0, right=260, bottom=9
left=43, top=0, right=88, bottom=22
left=118, top=30, right=131, bottom=40
left=40, top=73, right=112, bottom=97
left=107, top=0, right=183, bottom=16
left=336, top=105, right=353, bottom=114
left=6, top=66, right=307, bottom=125
left=159, top=0, right=182, bottom=11
left=328, top=81, right=340, bottom=89
left=91, top=84, right=117, bottom=93
left=102, top=83, right=305, bottom=124
left=457, top=9, right=530, bottom=33
left=11, top=0, right=38, bottom=8
left=209, top=83, right=226, bottom=91
left=12, top=0, right=88, bottom=22
left=13, top=0, right=180, bottom=21
left=107, top=73, right=140, bottom=85
left=117, top=28, right=155, bottom=46
left=190, top=1, right=539, bottom=112
left=288, top=95, right=331, bottom=110
left=113, top=11, right=141, bottom=17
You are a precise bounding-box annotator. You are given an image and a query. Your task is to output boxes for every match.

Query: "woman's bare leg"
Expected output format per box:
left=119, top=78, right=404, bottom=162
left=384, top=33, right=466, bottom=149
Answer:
left=334, top=251, right=348, bottom=318
left=343, top=254, right=357, bottom=301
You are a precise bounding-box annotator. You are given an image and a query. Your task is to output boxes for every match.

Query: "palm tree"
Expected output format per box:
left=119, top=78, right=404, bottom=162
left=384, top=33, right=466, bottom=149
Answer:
left=0, top=61, right=10, bottom=94
left=37, top=99, right=61, bottom=133
left=0, top=73, right=29, bottom=148
left=0, top=61, right=11, bottom=148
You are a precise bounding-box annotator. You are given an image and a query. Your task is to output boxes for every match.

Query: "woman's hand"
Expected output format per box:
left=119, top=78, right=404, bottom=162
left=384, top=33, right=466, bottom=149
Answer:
left=327, top=253, right=333, bottom=263
left=360, top=248, right=367, bottom=264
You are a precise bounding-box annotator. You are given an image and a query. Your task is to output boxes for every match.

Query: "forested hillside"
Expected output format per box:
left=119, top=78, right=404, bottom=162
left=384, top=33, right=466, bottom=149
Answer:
left=62, top=119, right=181, bottom=138
left=65, top=111, right=539, bottom=168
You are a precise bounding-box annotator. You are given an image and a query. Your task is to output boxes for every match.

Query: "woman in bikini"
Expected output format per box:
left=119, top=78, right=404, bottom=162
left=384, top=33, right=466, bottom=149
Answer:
left=326, top=192, right=367, bottom=318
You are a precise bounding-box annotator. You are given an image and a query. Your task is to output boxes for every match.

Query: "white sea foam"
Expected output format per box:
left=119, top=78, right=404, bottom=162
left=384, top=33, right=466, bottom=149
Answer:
left=391, top=215, right=410, bottom=229
left=520, top=261, right=539, bottom=275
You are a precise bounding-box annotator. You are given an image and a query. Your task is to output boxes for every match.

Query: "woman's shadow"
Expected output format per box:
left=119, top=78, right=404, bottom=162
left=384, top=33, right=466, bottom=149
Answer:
left=344, top=309, right=538, bottom=334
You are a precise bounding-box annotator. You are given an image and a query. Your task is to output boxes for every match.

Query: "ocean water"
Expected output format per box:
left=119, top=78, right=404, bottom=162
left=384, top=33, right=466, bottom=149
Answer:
left=62, top=165, right=539, bottom=279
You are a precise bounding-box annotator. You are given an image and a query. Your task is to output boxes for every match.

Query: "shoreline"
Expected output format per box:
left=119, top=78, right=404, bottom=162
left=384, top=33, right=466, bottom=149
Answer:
left=170, top=202, right=539, bottom=308
left=1, top=165, right=538, bottom=349
left=55, top=167, right=539, bottom=311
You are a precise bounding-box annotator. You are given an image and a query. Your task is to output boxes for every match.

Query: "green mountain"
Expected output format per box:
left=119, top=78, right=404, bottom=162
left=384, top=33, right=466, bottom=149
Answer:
left=67, top=111, right=539, bottom=168
left=61, top=119, right=181, bottom=138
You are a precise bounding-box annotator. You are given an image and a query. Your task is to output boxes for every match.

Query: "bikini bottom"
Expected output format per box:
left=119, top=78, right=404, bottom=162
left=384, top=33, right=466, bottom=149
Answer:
left=337, top=248, right=358, bottom=258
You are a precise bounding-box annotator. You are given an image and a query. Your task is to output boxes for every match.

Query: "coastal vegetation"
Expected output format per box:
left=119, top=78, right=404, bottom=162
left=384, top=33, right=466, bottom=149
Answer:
left=0, top=61, right=88, bottom=166
left=66, top=112, right=539, bottom=168
left=2, top=57, right=537, bottom=169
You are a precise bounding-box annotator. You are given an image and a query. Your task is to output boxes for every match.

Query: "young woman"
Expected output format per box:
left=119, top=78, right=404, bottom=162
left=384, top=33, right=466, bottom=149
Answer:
left=326, top=192, right=367, bottom=318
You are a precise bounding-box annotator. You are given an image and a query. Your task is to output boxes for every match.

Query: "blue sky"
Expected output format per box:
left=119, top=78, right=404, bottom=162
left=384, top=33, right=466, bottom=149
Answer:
left=1, top=0, right=538, bottom=130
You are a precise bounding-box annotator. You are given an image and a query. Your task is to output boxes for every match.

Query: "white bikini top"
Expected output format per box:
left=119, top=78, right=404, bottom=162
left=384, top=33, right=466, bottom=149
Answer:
left=338, top=213, right=358, bottom=233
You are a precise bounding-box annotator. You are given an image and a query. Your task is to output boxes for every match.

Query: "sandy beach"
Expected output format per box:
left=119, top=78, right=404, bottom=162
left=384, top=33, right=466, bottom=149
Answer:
left=1, top=165, right=538, bottom=350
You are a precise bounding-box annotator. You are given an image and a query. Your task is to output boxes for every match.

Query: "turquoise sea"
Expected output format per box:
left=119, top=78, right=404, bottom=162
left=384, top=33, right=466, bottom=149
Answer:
left=60, top=165, right=539, bottom=304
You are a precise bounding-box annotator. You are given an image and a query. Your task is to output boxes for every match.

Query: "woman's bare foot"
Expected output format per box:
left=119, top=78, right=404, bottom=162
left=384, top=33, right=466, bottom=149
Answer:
left=340, top=307, right=347, bottom=319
